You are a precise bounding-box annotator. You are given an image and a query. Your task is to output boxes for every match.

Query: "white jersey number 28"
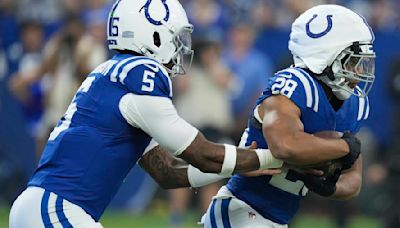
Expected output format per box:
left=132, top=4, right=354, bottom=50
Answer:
left=271, top=77, right=298, bottom=98
left=269, top=169, right=308, bottom=196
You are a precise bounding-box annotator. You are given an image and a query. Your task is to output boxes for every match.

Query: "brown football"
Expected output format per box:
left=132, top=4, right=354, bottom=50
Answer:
left=303, top=131, right=344, bottom=175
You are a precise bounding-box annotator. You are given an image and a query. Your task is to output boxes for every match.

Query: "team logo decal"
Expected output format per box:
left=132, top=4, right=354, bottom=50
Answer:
left=142, top=0, right=170, bottom=25
left=306, top=14, right=333, bottom=38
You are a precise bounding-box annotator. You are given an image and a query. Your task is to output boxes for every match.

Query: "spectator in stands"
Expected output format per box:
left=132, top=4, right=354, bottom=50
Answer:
left=10, top=15, right=85, bottom=146
left=170, top=38, right=234, bottom=228
left=0, top=10, right=37, bottom=206
left=184, top=0, right=228, bottom=41
left=9, top=21, right=46, bottom=153
left=0, top=0, right=19, bottom=50
left=223, top=23, right=272, bottom=143
left=61, top=0, right=82, bottom=17
left=76, top=7, right=108, bottom=77
left=16, top=0, right=63, bottom=36
left=250, top=0, right=276, bottom=29
left=369, top=0, right=398, bottom=31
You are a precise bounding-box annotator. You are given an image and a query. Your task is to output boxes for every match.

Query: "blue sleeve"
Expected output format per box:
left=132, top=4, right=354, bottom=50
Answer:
left=257, top=68, right=319, bottom=112
left=122, top=61, right=172, bottom=99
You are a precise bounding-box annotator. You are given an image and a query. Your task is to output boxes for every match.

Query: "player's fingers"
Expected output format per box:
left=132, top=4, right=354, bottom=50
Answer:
left=247, top=141, right=258, bottom=149
left=260, top=168, right=282, bottom=175
left=242, top=169, right=282, bottom=177
left=304, top=169, right=324, bottom=176
left=241, top=170, right=261, bottom=177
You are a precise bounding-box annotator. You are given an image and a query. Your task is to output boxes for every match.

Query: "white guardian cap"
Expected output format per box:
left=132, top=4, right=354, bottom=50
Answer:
left=289, top=4, right=376, bottom=100
left=107, top=0, right=194, bottom=76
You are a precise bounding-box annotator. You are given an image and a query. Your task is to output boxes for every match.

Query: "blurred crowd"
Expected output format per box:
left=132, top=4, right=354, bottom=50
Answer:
left=1, top=0, right=400, bottom=227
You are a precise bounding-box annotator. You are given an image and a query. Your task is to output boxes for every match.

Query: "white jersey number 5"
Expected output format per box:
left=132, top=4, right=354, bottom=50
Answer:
left=141, top=70, right=156, bottom=92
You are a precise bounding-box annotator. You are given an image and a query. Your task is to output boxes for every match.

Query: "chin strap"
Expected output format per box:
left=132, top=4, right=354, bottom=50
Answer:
left=321, top=65, right=336, bottom=81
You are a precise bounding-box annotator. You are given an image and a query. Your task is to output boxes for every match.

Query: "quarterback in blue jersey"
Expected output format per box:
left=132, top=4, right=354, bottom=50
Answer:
left=8, top=1, right=293, bottom=227
left=198, top=5, right=375, bottom=228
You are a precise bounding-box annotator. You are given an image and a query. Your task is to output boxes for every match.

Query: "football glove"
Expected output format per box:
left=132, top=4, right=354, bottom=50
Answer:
left=294, top=165, right=342, bottom=197
left=340, top=132, right=361, bottom=170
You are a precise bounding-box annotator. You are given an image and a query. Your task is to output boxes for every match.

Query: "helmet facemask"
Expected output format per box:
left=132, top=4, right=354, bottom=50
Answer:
left=168, top=26, right=194, bottom=77
left=321, top=43, right=376, bottom=100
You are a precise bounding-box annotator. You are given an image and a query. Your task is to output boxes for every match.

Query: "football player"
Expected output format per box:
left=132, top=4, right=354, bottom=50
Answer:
left=8, top=1, right=284, bottom=227
left=9, top=1, right=362, bottom=228
left=199, top=4, right=375, bottom=228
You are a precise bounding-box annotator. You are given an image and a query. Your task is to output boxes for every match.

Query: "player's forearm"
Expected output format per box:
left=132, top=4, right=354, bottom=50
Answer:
left=330, top=157, right=362, bottom=200
left=139, top=136, right=282, bottom=189
left=139, top=146, right=191, bottom=189
left=331, top=172, right=361, bottom=200
left=261, top=96, right=350, bottom=166
left=183, top=142, right=259, bottom=173
left=139, top=145, right=229, bottom=189
left=266, top=131, right=349, bottom=165
left=179, top=133, right=281, bottom=174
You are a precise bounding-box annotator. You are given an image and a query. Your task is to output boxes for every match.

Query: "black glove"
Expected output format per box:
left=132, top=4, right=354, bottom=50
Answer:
left=294, top=167, right=342, bottom=197
left=340, top=132, right=361, bottom=170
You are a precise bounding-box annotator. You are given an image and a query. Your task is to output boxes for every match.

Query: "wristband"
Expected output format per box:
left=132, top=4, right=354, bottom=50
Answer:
left=220, top=144, right=237, bottom=176
left=187, top=165, right=228, bottom=188
left=255, top=149, right=283, bottom=169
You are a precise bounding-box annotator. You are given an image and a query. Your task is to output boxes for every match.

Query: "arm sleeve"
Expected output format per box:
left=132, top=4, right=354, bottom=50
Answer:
left=143, top=139, right=159, bottom=156
left=119, top=93, right=199, bottom=156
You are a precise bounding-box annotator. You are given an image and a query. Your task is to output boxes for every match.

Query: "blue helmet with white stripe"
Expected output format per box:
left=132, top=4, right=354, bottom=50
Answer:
left=289, top=4, right=375, bottom=100
left=107, top=0, right=194, bottom=76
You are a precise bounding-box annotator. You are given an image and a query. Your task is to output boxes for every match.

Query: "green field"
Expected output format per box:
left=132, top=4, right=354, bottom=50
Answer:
left=101, top=212, right=383, bottom=228
left=1, top=204, right=383, bottom=228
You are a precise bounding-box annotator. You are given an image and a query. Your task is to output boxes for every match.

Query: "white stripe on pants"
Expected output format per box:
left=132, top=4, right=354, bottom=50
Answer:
left=9, top=186, right=103, bottom=228
left=201, top=186, right=288, bottom=228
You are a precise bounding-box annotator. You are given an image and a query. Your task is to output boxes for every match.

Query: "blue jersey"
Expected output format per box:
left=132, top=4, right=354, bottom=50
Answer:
left=226, top=67, right=369, bottom=224
left=28, top=53, right=173, bottom=221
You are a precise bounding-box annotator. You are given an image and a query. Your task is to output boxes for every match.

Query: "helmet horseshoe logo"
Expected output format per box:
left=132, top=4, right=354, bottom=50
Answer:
left=306, top=14, right=333, bottom=38
left=143, top=0, right=170, bottom=26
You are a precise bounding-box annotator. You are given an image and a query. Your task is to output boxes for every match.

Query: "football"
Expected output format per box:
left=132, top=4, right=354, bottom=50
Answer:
left=304, top=131, right=344, bottom=176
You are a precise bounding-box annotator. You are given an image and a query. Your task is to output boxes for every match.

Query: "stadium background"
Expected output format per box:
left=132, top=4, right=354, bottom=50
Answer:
left=1, top=0, right=400, bottom=227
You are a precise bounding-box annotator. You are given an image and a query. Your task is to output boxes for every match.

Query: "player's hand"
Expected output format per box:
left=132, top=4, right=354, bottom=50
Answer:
left=340, top=132, right=361, bottom=170
left=247, top=141, right=258, bottom=150
left=294, top=166, right=342, bottom=197
left=284, top=164, right=324, bottom=176
left=242, top=168, right=282, bottom=177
